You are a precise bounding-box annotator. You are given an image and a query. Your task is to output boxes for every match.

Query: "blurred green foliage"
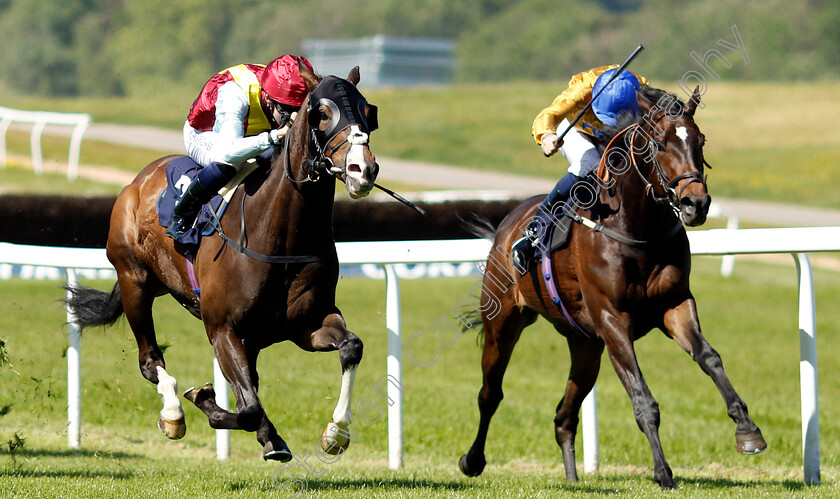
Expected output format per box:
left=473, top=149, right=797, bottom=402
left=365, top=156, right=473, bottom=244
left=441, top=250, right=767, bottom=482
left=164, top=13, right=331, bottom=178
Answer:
left=0, top=0, right=837, bottom=98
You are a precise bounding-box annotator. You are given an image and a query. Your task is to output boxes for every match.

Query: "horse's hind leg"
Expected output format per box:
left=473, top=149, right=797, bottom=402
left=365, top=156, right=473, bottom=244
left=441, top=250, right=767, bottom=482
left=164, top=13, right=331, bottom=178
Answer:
left=297, top=312, right=364, bottom=456
left=663, top=297, right=766, bottom=454
left=459, top=305, right=535, bottom=477
left=118, top=271, right=186, bottom=439
left=553, top=334, right=604, bottom=482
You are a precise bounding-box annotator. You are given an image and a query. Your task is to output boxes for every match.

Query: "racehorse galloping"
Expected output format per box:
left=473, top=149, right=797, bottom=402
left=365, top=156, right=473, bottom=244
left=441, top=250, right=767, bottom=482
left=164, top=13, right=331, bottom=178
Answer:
left=65, top=62, right=379, bottom=461
left=459, top=86, right=766, bottom=488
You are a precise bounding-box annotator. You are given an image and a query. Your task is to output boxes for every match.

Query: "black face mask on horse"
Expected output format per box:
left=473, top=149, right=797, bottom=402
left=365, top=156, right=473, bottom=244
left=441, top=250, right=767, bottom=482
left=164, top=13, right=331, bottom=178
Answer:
left=307, top=76, right=378, bottom=141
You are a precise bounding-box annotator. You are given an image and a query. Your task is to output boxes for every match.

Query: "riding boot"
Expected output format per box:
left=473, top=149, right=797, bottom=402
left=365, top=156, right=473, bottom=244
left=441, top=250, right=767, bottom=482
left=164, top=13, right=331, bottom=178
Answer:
left=165, top=161, right=237, bottom=239
left=510, top=173, right=581, bottom=273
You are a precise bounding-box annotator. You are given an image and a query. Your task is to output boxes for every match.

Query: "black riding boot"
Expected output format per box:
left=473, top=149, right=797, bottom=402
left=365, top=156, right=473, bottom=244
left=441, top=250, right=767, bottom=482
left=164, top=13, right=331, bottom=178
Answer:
left=510, top=173, right=581, bottom=273
left=165, top=161, right=237, bottom=239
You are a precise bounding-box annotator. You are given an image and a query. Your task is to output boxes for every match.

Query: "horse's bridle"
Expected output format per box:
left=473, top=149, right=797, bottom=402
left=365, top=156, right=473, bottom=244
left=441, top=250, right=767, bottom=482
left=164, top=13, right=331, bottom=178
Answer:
left=283, top=89, right=375, bottom=186
left=617, top=121, right=708, bottom=214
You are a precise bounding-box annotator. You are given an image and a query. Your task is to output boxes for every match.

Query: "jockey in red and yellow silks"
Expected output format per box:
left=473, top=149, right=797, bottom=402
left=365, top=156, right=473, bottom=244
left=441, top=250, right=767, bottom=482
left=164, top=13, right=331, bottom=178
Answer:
left=166, top=55, right=314, bottom=240
left=511, top=65, right=649, bottom=273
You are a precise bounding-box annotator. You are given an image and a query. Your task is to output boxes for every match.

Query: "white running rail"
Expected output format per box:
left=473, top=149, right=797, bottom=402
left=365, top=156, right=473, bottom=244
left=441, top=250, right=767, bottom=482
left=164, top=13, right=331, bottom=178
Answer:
left=0, top=106, right=91, bottom=180
left=1, top=226, right=838, bottom=484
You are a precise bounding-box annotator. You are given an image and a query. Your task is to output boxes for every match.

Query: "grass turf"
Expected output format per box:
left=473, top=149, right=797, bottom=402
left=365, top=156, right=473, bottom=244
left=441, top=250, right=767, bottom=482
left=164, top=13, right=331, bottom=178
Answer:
left=1, top=257, right=839, bottom=496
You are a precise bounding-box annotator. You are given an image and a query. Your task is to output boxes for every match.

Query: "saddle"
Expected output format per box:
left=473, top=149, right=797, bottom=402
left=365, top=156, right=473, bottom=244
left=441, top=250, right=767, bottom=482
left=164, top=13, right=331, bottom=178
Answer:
left=532, top=195, right=583, bottom=258
left=157, top=156, right=263, bottom=249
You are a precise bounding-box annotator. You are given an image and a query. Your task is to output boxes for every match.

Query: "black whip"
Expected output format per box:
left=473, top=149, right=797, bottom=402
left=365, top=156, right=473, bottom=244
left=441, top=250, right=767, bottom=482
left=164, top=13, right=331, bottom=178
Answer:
left=553, top=44, right=645, bottom=145
left=374, top=183, right=427, bottom=216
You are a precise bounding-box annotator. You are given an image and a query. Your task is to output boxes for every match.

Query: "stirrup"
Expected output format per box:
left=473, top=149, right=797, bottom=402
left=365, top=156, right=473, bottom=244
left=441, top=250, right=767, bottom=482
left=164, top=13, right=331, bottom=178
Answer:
left=165, top=214, right=194, bottom=240
left=510, top=236, right=534, bottom=276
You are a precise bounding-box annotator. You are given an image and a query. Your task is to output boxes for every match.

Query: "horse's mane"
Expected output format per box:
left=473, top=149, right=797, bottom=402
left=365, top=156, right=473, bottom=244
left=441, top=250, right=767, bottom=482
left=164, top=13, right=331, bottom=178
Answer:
left=596, top=85, right=687, bottom=145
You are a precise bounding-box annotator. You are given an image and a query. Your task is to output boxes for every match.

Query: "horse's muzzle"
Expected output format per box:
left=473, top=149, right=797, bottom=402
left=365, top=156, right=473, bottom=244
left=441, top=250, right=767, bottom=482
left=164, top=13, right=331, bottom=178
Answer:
left=345, top=160, right=378, bottom=199
left=680, top=194, right=711, bottom=226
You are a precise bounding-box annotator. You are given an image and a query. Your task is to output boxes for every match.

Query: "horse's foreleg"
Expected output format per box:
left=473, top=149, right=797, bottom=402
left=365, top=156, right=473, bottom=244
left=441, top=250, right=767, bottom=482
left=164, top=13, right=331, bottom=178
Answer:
left=604, top=323, right=675, bottom=489
left=306, top=313, right=363, bottom=455
left=663, top=297, right=767, bottom=454
left=554, top=334, right=604, bottom=482
left=186, top=327, right=291, bottom=462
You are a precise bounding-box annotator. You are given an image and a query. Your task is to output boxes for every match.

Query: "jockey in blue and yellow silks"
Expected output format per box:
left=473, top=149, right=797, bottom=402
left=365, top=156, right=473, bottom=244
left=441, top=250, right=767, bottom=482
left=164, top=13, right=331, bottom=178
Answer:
left=166, top=54, right=314, bottom=239
left=511, top=65, right=649, bottom=271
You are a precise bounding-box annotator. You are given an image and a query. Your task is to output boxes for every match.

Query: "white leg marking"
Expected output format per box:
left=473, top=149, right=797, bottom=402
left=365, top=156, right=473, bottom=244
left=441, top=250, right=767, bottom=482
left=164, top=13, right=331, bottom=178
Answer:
left=321, top=366, right=358, bottom=454
left=675, top=126, right=689, bottom=144
left=332, top=366, right=357, bottom=428
left=156, top=366, right=185, bottom=421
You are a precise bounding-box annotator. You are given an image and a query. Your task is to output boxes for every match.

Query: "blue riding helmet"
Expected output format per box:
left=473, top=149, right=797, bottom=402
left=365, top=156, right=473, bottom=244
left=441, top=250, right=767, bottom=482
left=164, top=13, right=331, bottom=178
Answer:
left=591, top=68, right=641, bottom=126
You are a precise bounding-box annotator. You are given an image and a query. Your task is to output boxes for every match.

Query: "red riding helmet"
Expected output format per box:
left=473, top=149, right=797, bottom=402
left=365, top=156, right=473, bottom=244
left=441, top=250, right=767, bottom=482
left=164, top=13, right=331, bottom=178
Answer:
left=260, top=54, right=314, bottom=107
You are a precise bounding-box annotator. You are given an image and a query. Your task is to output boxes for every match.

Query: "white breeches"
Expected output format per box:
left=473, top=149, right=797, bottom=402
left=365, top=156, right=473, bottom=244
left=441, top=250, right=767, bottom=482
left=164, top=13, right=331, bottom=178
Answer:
left=557, top=118, right=601, bottom=177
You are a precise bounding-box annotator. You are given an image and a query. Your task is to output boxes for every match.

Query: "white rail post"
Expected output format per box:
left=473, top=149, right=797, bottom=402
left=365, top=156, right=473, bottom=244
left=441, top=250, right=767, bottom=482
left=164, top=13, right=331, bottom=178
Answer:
left=67, top=119, right=89, bottom=181
left=720, top=211, right=739, bottom=277
left=0, top=116, right=11, bottom=167
left=214, top=357, right=231, bottom=460
left=30, top=119, right=47, bottom=175
left=65, top=268, right=82, bottom=449
left=794, top=253, right=820, bottom=485
left=384, top=264, right=403, bottom=469
left=582, top=386, right=599, bottom=473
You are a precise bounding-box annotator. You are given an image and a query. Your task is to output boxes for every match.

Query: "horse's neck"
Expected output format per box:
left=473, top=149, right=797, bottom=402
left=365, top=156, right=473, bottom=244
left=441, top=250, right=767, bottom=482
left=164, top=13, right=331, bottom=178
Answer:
left=598, top=151, right=676, bottom=239
left=249, top=126, right=337, bottom=253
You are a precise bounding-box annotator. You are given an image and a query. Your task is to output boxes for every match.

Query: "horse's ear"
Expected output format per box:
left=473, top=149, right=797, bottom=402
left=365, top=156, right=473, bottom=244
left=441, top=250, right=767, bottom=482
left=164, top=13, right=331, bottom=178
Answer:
left=635, top=87, right=654, bottom=117
left=299, top=59, right=321, bottom=90
left=347, top=66, right=360, bottom=86
left=686, top=85, right=701, bottom=116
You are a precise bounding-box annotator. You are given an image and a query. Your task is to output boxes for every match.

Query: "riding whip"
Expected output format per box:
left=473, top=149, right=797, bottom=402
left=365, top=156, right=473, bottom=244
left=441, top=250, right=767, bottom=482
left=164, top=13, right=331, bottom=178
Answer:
left=552, top=44, right=645, bottom=147
left=374, top=182, right=427, bottom=216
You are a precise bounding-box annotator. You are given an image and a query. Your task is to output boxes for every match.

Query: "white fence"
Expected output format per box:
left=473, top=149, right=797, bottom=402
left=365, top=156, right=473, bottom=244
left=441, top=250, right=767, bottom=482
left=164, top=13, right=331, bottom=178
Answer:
left=0, top=106, right=91, bottom=180
left=1, top=227, right=839, bottom=485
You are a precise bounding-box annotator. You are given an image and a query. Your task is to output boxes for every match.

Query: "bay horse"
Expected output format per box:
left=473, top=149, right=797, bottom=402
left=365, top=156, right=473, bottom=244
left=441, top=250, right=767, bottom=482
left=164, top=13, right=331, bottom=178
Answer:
left=459, top=86, right=766, bottom=488
left=64, top=62, right=379, bottom=461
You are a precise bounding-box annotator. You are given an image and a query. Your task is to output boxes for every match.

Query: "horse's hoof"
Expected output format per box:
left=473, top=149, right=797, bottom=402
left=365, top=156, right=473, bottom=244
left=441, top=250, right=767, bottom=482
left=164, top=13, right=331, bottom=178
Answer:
left=157, top=416, right=186, bottom=440
left=320, top=421, right=350, bottom=455
left=263, top=438, right=293, bottom=462
left=736, top=431, right=768, bottom=455
left=459, top=453, right=485, bottom=477
left=183, top=383, right=215, bottom=405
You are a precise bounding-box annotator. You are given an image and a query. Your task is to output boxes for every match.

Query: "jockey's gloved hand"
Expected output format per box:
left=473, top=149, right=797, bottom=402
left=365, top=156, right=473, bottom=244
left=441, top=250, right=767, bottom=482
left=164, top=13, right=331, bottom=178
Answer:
left=541, top=133, right=562, bottom=157
left=268, top=111, right=297, bottom=145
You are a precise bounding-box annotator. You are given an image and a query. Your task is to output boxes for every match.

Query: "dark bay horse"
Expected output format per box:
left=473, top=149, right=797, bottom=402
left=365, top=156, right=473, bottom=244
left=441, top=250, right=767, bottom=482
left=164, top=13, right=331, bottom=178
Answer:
left=459, top=86, right=766, bottom=488
left=65, top=62, right=379, bottom=461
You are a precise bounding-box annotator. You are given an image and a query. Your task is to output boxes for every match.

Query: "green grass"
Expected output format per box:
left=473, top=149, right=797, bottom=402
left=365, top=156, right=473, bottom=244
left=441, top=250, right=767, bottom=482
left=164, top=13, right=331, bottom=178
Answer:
left=1, top=258, right=840, bottom=496
left=3, top=81, right=840, bottom=208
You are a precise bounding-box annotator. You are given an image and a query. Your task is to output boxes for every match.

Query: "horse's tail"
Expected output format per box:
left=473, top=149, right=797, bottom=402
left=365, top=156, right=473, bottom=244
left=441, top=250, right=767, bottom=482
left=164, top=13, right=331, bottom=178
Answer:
left=62, top=282, right=125, bottom=330
left=458, top=212, right=497, bottom=241
left=458, top=212, right=496, bottom=344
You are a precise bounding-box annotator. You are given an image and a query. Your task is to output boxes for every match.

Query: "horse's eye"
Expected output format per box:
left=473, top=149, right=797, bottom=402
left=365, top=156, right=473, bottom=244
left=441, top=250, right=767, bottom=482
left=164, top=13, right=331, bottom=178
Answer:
left=655, top=141, right=665, bottom=151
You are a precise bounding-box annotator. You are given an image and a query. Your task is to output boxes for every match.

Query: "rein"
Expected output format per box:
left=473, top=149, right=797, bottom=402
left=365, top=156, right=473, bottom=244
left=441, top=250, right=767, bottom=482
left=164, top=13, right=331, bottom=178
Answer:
left=622, top=124, right=707, bottom=212
left=565, top=208, right=684, bottom=249
left=212, top=110, right=342, bottom=265
left=208, top=194, right=323, bottom=264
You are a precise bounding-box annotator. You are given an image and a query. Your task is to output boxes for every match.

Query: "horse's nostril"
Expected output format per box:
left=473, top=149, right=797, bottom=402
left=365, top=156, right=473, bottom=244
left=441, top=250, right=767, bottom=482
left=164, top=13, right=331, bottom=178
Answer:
left=347, top=164, right=362, bottom=176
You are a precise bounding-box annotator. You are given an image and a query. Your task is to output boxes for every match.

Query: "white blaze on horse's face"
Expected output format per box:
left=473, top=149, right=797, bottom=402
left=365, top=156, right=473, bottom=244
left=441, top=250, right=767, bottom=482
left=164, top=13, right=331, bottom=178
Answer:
left=675, top=126, right=689, bottom=144
left=343, top=124, right=376, bottom=199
